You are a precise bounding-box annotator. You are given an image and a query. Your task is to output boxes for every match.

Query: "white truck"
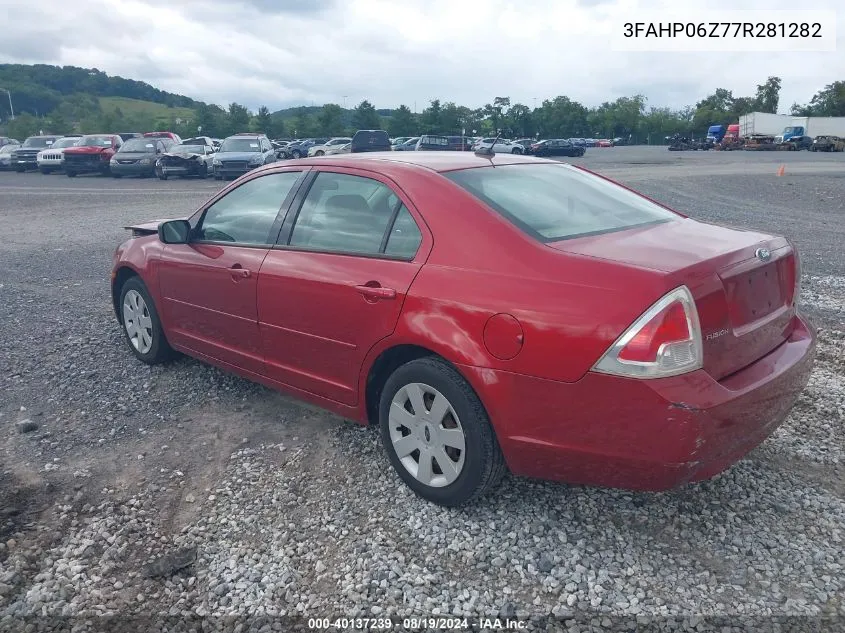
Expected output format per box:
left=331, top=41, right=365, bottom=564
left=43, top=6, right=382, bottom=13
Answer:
left=781, top=116, right=845, bottom=142
left=738, top=112, right=794, bottom=138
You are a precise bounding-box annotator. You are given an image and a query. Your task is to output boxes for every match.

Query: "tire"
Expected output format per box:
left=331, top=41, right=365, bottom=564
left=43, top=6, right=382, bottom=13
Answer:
left=40, top=168, right=51, bottom=175
left=118, top=276, right=174, bottom=365
left=66, top=170, right=77, bottom=178
left=112, top=174, right=122, bottom=178
left=291, top=150, right=302, bottom=159
left=511, top=148, right=522, bottom=154
left=214, top=174, right=222, bottom=181
left=379, top=357, right=507, bottom=507
left=15, top=167, right=25, bottom=173
left=315, top=150, right=325, bottom=156
left=159, top=173, right=168, bottom=180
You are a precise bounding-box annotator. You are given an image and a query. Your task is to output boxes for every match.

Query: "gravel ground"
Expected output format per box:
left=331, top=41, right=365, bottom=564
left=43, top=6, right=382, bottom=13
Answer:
left=0, top=147, right=844, bottom=632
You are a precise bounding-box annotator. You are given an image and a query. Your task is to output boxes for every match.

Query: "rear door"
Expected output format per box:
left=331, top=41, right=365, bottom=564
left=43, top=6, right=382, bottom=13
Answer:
left=157, top=169, right=307, bottom=374
left=257, top=168, right=432, bottom=405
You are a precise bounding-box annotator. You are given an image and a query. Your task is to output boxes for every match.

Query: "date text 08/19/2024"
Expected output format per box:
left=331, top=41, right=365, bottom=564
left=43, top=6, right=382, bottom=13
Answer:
left=307, top=616, right=528, bottom=630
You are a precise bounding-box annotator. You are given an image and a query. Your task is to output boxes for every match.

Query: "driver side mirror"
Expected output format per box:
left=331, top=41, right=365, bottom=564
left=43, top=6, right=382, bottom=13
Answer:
left=158, top=219, right=191, bottom=244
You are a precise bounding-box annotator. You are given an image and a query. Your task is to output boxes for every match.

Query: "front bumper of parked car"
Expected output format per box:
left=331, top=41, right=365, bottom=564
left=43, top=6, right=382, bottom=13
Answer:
left=110, top=159, right=156, bottom=176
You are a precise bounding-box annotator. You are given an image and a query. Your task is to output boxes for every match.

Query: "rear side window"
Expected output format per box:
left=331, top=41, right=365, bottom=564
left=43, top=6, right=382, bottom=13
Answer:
left=445, top=164, right=677, bottom=242
left=289, top=172, right=396, bottom=255
left=384, top=205, right=422, bottom=258
left=351, top=130, right=390, bottom=152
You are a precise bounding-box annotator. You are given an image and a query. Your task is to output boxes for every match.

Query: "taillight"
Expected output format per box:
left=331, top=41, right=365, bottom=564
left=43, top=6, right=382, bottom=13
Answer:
left=592, top=286, right=703, bottom=379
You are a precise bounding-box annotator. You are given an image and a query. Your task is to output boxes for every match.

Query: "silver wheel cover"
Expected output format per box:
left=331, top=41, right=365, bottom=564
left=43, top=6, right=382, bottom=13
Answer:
left=122, top=289, right=154, bottom=354
left=389, top=383, right=466, bottom=488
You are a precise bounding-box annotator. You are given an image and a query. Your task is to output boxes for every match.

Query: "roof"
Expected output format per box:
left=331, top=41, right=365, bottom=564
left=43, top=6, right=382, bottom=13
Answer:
left=285, top=151, right=551, bottom=173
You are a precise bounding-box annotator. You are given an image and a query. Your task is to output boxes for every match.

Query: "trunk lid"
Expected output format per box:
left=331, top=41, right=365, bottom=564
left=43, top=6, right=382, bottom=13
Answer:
left=550, top=218, right=798, bottom=380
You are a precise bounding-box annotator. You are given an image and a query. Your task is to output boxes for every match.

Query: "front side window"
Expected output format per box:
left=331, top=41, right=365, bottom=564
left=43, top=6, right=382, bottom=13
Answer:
left=196, top=172, right=302, bottom=244
left=445, top=164, right=678, bottom=242
left=288, top=172, right=403, bottom=255
left=23, top=137, right=55, bottom=148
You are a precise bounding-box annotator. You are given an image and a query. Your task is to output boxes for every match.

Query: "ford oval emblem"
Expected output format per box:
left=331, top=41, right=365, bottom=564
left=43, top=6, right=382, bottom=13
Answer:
left=756, top=248, right=771, bottom=262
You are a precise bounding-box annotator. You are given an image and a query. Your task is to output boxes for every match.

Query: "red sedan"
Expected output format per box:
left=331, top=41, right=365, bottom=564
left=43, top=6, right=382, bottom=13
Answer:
left=111, top=152, right=815, bottom=506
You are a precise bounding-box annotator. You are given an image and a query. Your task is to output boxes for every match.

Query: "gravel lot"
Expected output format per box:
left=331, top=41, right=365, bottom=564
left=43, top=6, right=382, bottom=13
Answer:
left=0, top=147, right=843, bottom=632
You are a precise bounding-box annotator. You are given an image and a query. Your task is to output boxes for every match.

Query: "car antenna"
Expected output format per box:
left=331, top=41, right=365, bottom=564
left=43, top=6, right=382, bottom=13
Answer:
left=474, top=130, right=501, bottom=163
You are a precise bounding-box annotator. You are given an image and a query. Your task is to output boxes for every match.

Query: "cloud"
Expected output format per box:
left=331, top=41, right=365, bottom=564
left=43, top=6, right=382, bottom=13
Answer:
left=0, top=0, right=842, bottom=113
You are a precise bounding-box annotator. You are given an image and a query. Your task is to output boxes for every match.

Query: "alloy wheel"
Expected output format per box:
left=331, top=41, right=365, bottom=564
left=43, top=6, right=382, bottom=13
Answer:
left=123, top=289, right=154, bottom=354
left=388, top=382, right=466, bottom=488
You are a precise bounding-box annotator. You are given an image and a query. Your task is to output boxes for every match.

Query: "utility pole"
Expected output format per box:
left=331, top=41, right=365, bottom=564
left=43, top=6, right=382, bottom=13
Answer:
left=1, top=88, right=14, bottom=119
left=342, top=95, right=348, bottom=110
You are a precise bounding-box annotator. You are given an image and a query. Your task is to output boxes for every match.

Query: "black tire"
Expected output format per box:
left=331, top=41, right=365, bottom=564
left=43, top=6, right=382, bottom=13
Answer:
left=159, top=173, right=168, bottom=180
left=15, top=167, right=25, bottom=173
left=118, top=276, right=174, bottom=365
left=66, top=170, right=77, bottom=178
left=40, top=168, right=51, bottom=175
left=379, top=357, right=507, bottom=507
left=511, top=148, right=522, bottom=154
left=214, top=174, right=222, bottom=180
left=112, top=174, right=122, bottom=178
left=315, top=150, right=324, bottom=156
left=291, top=150, right=302, bottom=159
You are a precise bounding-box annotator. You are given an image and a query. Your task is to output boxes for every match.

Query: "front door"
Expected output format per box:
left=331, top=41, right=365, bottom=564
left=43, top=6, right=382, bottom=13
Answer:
left=158, top=170, right=306, bottom=374
left=257, top=169, right=431, bottom=404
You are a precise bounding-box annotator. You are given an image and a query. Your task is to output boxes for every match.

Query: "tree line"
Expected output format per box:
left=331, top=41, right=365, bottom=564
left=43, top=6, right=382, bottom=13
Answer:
left=2, top=67, right=845, bottom=144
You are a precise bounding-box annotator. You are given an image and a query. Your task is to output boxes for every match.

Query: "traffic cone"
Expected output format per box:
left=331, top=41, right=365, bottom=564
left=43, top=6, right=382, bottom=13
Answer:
left=777, top=165, right=785, bottom=177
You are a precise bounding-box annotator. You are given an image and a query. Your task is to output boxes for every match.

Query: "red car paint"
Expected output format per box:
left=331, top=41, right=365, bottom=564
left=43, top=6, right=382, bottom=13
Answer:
left=111, top=152, right=815, bottom=491
left=63, top=134, right=122, bottom=176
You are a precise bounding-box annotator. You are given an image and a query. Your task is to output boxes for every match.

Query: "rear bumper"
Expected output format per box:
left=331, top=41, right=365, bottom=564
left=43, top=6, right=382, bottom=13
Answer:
left=460, top=313, right=816, bottom=491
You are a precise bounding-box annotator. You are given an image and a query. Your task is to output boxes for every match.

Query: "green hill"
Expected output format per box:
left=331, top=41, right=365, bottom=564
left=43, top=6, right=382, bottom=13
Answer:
left=99, top=97, right=196, bottom=123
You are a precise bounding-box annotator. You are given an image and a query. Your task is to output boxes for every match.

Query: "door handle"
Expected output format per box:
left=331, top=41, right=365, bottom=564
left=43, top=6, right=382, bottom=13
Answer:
left=355, top=284, right=396, bottom=300
left=229, top=264, right=251, bottom=279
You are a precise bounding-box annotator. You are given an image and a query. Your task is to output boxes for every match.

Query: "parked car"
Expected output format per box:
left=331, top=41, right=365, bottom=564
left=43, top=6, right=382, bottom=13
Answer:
left=283, top=138, right=328, bottom=159
left=212, top=134, right=277, bottom=180
left=350, top=130, right=391, bottom=153
left=181, top=136, right=217, bottom=148
left=308, top=137, right=353, bottom=157
left=117, top=132, right=143, bottom=141
left=322, top=142, right=351, bottom=156
left=156, top=143, right=217, bottom=179
left=0, top=137, right=20, bottom=148
left=391, top=137, right=413, bottom=148
left=112, top=152, right=814, bottom=506
left=64, top=134, right=123, bottom=177
left=570, top=138, right=587, bottom=147
left=109, top=137, right=169, bottom=178
left=597, top=139, right=612, bottom=147
left=611, top=137, right=629, bottom=146
left=11, top=135, right=63, bottom=172
left=584, top=138, right=597, bottom=147
left=446, top=136, right=474, bottom=151
left=36, top=135, right=83, bottom=173
left=778, top=135, right=813, bottom=151
left=473, top=138, right=524, bottom=154
left=513, top=138, right=536, bottom=150
left=415, top=135, right=451, bottom=151
left=811, top=135, right=845, bottom=152
left=0, top=143, right=21, bottom=170
left=393, top=137, right=420, bottom=151
left=144, top=131, right=182, bottom=143
left=529, top=139, right=585, bottom=157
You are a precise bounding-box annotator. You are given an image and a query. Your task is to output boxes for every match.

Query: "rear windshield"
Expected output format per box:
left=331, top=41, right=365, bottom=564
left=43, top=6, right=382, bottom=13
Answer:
left=445, top=164, right=678, bottom=242
left=80, top=135, right=113, bottom=147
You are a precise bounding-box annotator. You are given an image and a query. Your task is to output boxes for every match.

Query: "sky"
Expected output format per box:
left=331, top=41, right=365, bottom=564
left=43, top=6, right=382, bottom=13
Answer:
left=0, top=0, right=842, bottom=113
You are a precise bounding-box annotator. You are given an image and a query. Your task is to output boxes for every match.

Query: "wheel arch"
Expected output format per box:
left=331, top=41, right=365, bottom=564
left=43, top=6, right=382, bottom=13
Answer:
left=111, top=265, right=141, bottom=321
